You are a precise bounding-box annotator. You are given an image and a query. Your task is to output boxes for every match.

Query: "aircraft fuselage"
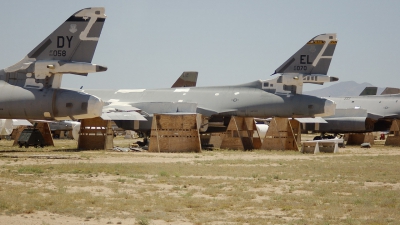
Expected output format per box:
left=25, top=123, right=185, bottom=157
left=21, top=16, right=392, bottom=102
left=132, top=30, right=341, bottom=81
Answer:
left=87, top=86, right=333, bottom=118
left=305, top=94, right=400, bottom=133
left=85, top=85, right=334, bottom=132
left=327, top=95, right=400, bottom=119
left=0, top=80, right=102, bottom=120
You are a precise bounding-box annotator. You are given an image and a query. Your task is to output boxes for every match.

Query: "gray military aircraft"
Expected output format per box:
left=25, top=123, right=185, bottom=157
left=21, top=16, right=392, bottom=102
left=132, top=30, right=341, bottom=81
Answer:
left=305, top=84, right=400, bottom=133
left=304, top=89, right=400, bottom=133
left=0, top=7, right=107, bottom=121
left=84, top=33, right=339, bottom=133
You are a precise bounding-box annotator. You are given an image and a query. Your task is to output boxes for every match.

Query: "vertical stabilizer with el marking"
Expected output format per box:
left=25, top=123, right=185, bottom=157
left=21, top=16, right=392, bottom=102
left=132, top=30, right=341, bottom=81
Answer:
left=171, top=71, right=198, bottom=88
left=1, top=7, right=107, bottom=89
left=274, top=33, right=337, bottom=76
left=261, top=34, right=338, bottom=95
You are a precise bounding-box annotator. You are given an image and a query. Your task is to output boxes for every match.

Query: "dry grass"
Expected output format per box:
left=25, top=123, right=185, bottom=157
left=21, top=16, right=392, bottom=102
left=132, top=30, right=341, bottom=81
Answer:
left=0, top=137, right=399, bottom=224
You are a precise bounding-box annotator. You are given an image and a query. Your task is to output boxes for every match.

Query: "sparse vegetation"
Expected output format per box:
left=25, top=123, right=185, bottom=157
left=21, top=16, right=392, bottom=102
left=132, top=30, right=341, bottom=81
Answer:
left=136, top=217, right=149, bottom=225
left=0, top=137, right=399, bottom=224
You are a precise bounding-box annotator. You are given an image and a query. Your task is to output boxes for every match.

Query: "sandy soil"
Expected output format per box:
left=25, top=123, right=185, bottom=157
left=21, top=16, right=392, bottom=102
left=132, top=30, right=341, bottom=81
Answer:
left=0, top=138, right=399, bottom=224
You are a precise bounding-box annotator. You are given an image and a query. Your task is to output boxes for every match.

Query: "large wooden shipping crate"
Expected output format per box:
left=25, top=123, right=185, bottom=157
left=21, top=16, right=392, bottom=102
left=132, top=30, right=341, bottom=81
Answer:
left=13, top=122, right=54, bottom=147
left=149, top=114, right=201, bottom=152
left=385, top=119, right=400, bottom=146
left=220, top=116, right=258, bottom=150
left=345, top=133, right=375, bottom=145
left=78, top=117, right=113, bottom=150
left=260, top=117, right=300, bottom=150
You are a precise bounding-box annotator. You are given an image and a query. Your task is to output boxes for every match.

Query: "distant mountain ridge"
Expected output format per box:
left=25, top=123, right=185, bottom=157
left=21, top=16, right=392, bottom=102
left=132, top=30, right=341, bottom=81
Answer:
left=303, top=81, right=385, bottom=97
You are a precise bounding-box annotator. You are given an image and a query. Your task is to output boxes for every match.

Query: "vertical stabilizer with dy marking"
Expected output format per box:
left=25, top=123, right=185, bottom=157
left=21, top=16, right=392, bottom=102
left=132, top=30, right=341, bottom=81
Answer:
left=1, top=7, right=107, bottom=89
left=25, top=7, right=105, bottom=64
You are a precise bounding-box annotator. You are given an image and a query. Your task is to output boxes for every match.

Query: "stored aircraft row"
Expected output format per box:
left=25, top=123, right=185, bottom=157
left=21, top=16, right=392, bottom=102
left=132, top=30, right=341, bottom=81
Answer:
left=1, top=7, right=399, bottom=139
left=84, top=33, right=339, bottom=133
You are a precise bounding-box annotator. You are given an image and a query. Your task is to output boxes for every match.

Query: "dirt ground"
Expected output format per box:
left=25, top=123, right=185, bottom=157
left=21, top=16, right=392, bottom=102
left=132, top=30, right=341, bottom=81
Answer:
left=0, top=137, right=399, bottom=224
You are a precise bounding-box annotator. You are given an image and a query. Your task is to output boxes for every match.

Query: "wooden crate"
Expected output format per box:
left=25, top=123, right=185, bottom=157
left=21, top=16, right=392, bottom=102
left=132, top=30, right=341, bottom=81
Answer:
left=385, top=120, right=400, bottom=146
left=220, top=117, right=258, bottom=150
left=13, top=122, right=54, bottom=147
left=78, top=117, right=113, bottom=150
left=260, top=118, right=300, bottom=150
left=346, top=133, right=375, bottom=145
left=149, top=114, right=201, bottom=152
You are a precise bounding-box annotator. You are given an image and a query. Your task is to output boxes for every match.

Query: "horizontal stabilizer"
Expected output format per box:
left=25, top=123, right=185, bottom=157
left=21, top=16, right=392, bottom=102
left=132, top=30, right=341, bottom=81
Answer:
left=13, top=61, right=107, bottom=78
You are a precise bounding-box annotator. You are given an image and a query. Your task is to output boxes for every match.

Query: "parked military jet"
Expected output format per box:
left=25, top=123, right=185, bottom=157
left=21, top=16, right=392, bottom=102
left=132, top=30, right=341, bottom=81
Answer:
left=304, top=89, right=400, bottom=133
left=0, top=7, right=107, bottom=121
left=84, top=33, right=339, bottom=133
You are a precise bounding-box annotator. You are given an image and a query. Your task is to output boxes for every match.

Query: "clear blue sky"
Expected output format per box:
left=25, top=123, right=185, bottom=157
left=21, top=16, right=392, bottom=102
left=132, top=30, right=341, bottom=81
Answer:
left=1, top=0, right=399, bottom=91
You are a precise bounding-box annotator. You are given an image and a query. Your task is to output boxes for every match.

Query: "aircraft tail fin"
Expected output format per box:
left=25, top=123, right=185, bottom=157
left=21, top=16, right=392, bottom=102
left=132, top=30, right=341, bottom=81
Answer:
left=274, top=33, right=337, bottom=75
left=171, top=71, right=198, bottom=88
left=5, top=7, right=106, bottom=73
left=359, top=87, right=378, bottom=96
left=381, top=87, right=400, bottom=95
left=29, top=7, right=106, bottom=63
